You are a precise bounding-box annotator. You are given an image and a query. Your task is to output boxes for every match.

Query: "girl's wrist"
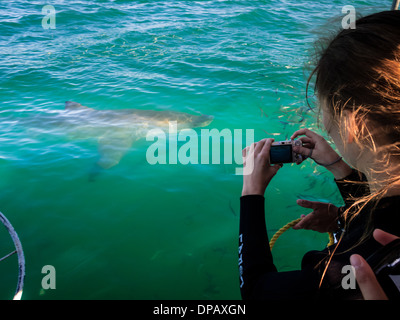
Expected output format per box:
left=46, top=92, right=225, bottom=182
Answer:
left=241, top=184, right=266, bottom=196
left=326, top=158, right=353, bottom=180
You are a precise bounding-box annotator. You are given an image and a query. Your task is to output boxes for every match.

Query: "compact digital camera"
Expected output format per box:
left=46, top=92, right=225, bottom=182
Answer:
left=269, top=140, right=303, bottom=164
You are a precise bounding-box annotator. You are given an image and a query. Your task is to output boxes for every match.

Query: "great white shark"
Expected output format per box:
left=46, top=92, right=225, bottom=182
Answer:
left=14, top=101, right=213, bottom=172
left=62, top=101, right=214, bottom=170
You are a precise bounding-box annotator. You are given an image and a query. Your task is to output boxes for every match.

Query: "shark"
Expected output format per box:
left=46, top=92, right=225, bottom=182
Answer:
left=13, top=101, right=213, bottom=172
left=62, top=101, right=214, bottom=170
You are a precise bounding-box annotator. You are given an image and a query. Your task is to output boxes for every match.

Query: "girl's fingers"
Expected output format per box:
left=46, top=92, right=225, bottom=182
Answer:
left=260, top=138, right=274, bottom=157
left=350, top=254, right=388, bottom=300
left=291, top=128, right=320, bottom=140
left=242, top=141, right=257, bottom=157
left=298, top=136, right=315, bottom=148
left=373, top=229, right=399, bottom=246
left=243, top=139, right=276, bottom=164
left=296, top=199, right=316, bottom=209
left=293, top=213, right=313, bottom=230
left=242, top=146, right=249, bottom=157
left=254, top=139, right=267, bottom=154
left=293, top=145, right=313, bottom=158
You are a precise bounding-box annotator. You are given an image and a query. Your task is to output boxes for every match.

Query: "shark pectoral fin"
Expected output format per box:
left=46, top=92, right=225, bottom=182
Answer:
left=96, top=134, right=137, bottom=169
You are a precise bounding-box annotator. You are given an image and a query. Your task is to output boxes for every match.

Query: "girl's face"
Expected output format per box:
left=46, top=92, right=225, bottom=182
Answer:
left=321, top=101, right=362, bottom=170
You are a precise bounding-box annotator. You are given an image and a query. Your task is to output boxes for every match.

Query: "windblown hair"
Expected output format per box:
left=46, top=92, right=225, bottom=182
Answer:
left=307, top=10, right=400, bottom=233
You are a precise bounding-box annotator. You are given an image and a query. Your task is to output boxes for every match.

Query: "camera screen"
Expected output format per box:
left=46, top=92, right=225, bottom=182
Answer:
left=270, top=145, right=292, bottom=164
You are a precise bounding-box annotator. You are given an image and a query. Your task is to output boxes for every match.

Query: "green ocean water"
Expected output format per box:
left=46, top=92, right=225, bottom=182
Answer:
left=0, top=0, right=388, bottom=299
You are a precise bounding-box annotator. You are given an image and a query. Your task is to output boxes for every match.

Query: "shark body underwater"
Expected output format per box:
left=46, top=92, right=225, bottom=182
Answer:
left=18, top=101, right=213, bottom=175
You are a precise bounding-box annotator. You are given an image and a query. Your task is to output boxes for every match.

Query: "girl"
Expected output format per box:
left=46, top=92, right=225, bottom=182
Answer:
left=239, top=10, right=400, bottom=300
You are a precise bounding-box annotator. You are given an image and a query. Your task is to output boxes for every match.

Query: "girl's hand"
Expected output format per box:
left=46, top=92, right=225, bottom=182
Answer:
left=293, top=199, right=340, bottom=233
left=241, top=138, right=283, bottom=196
left=291, top=128, right=339, bottom=165
left=291, top=128, right=352, bottom=179
left=350, top=229, right=398, bottom=300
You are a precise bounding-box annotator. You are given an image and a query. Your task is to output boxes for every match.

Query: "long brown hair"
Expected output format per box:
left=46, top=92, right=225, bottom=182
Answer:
left=306, top=10, right=400, bottom=285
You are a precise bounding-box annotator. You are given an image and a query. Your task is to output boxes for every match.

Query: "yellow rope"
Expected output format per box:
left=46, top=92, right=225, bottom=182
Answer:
left=269, top=218, right=335, bottom=250
left=328, top=232, right=335, bottom=247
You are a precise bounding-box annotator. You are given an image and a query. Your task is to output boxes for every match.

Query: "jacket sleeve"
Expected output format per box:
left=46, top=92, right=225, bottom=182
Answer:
left=238, top=195, right=277, bottom=299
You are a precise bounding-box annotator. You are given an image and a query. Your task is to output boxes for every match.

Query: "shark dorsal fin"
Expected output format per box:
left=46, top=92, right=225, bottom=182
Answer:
left=65, top=101, right=94, bottom=111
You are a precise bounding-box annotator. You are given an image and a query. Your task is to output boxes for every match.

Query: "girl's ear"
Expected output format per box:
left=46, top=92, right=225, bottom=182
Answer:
left=342, top=110, right=357, bottom=144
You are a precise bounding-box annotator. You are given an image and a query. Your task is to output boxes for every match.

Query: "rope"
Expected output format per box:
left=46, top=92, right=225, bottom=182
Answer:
left=328, top=231, right=335, bottom=247
left=269, top=218, right=335, bottom=250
